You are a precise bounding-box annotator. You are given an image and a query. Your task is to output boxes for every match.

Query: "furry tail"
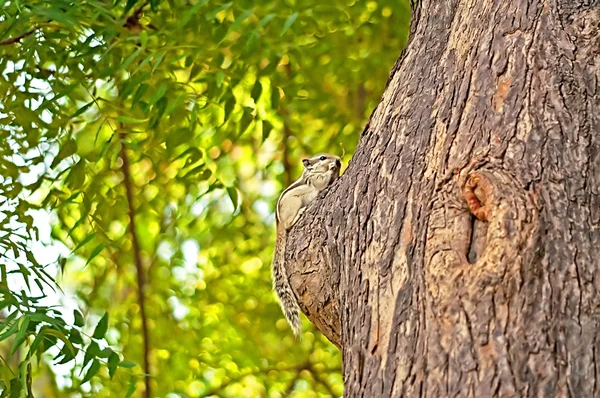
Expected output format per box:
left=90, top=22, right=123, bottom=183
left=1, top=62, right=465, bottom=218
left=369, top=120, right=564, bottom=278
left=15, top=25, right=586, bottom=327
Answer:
left=272, top=225, right=301, bottom=336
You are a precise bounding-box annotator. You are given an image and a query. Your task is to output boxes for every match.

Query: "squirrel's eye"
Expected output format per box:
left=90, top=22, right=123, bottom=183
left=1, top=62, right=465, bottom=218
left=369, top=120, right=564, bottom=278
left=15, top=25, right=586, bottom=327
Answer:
left=320, top=156, right=326, bottom=161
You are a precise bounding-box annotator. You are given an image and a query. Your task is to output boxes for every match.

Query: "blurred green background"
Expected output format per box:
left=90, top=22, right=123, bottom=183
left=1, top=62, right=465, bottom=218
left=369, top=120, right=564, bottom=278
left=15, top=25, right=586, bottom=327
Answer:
left=0, top=0, right=410, bottom=396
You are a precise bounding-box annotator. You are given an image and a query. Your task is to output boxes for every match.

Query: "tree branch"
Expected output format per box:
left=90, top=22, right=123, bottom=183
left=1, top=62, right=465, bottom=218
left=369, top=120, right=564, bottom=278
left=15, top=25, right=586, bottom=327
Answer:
left=119, top=133, right=151, bottom=398
left=0, top=29, right=36, bottom=46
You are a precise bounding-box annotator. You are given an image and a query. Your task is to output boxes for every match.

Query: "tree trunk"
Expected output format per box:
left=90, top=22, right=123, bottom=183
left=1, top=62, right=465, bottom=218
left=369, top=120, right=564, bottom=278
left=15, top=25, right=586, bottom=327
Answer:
left=285, top=0, right=600, bottom=396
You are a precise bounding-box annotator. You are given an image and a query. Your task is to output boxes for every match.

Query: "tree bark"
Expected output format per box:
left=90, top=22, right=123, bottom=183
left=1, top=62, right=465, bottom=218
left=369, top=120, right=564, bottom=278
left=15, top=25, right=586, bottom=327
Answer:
left=285, top=0, right=600, bottom=396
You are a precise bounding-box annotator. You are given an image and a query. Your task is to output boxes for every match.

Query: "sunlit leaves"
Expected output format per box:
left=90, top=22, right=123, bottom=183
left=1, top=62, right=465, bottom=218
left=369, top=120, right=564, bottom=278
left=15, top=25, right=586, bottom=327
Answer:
left=0, top=305, right=121, bottom=394
left=0, top=0, right=410, bottom=395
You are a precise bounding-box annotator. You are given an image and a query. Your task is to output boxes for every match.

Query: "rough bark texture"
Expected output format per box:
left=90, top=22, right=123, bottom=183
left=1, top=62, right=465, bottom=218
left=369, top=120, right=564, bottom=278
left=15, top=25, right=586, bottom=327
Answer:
left=285, top=0, right=600, bottom=396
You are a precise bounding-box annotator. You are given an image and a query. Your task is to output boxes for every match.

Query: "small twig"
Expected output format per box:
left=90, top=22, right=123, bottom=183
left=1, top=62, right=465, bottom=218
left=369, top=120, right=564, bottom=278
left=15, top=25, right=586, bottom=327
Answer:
left=0, top=29, right=36, bottom=46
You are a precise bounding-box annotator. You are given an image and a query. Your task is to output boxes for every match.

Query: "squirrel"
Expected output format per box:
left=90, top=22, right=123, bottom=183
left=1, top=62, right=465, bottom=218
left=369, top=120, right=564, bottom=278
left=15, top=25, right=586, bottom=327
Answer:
left=272, top=153, right=341, bottom=336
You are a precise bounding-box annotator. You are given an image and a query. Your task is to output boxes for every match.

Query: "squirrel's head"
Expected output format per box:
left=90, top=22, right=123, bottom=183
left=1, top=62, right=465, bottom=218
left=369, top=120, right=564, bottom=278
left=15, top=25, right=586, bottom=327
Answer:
left=302, top=153, right=341, bottom=175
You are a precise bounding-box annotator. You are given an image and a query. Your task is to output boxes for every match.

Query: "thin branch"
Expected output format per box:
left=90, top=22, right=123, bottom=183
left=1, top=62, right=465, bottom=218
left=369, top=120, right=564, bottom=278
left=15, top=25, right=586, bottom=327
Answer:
left=0, top=29, right=36, bottom=46
left=119, top=131, right=151, bottom=398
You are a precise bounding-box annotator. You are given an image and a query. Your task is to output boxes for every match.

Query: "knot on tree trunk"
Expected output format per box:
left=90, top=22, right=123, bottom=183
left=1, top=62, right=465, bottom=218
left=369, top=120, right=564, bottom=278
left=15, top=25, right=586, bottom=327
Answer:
left=427, top=163, right=540, bottom=310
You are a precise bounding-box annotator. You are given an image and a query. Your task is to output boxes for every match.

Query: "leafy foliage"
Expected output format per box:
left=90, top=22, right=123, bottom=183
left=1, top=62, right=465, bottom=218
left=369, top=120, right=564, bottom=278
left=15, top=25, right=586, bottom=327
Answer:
left=0, top=0, right=410, bottom=395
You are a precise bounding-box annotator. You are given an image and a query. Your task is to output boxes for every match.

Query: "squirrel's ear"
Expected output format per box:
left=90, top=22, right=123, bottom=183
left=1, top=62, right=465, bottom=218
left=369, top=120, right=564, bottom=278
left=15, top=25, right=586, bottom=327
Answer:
left=302, top=158, right=310, bottom=167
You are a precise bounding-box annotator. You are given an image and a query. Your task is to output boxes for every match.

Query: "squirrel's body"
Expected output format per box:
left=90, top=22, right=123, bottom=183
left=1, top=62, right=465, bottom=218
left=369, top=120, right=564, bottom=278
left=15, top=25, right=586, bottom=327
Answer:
left=272, top=154, right=341, bottom=336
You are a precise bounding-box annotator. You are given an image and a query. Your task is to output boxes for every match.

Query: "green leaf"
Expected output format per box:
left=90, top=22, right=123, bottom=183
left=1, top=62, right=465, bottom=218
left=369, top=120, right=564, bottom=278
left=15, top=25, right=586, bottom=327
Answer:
left=148, top=83, right=168, bottom=106
left=10, top=316, right=29, bottom=356
left=151, top=51, right=167, bottom=74
left=205, top=2, right=232, bottom=21
left=51, top=138, right=77, bottom=168
left=71, top=232, right=96, bottom=254
left=69, top=329, right=84, bottom=345
left=73, top=310, right=84, bottom=327
left=166, top=128, right=190, bottom=150
left=71, top=101, right=95, bottom=118
left=251, top=80, right=263, bottom=103
left=114, top=115, right=148, bottom=124
left=179, top=0, right=209, bottom=28
left=98, top=347, right=114, bottom=358
left=83, top=341, right=100, bottom=367
left=125, top=375, right=138, bottom=398
left=121, top=47, right=143, bottom=70
left=92, top=312, right=109, bottom=339
left=227, top=187, right=239, bottom=210
left=197, top=169, right=212, bottom=181
left=56, top=341, right=76, bottom=365
left=223, top=95, right=236, bottom=123
left=108, top=351, right=120, bottom=379
left=85, top=243, right=105, bottom=266
left=57, top=191, right=82, bottom=209
left=255, top=13, right=276, bottom=30
left=150, top=96, right=168, bottom=127
left=132, top=53, right=153, bottom=76
left=40, top=328, right=76, bottom=356
left=271, top=86, right=280, bottom=110
left=184, top=165, right=207, bottom=178
left=164, top=94, right=186, bottom=116
left=119, top=360, right=137, bottom=368
left=132, top=84, right=149, bottom=106
left=65, top=161, right=86, bottom=190
left=239, top=109, right=254, bottom=135
left=29, top=329, right=47, bottom=357
left=81, top=359, right=100, bottom=384
left=215, top=71, right=224, bottom=88
left=281, top=12, right=298, bottom=37
left=245, top=31, right=259, bottom=51
left=124, top=0, right=140, bottom=14
left=226, top=9, right=253, bottom=39
left=32, top=6, right=79, bottom=28
left=262, top=120, right=273, bottom=141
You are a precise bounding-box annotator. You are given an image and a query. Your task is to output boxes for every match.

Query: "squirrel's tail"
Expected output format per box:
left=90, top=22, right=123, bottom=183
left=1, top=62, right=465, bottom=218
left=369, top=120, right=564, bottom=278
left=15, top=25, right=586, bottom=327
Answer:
left=272, top=225, right=301, bottom=337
